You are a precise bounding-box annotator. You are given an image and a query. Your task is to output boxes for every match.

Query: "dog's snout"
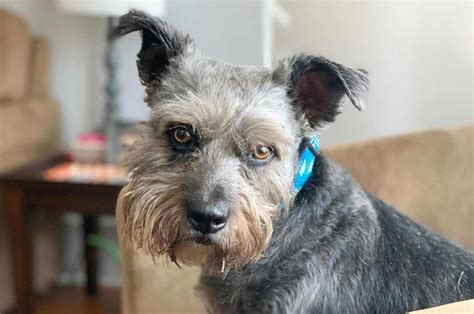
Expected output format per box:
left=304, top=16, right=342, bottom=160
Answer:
left=187, top=205, right=228, bottom=234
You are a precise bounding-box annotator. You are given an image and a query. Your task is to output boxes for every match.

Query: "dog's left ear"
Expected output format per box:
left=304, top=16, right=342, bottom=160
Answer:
left=274, top=55, right=369, bottom=127
left=113, top=10, right=194, bottom=87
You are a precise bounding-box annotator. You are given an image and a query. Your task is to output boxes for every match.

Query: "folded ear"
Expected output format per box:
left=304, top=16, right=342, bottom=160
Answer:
left=274, top=55, right=369, bottom=127
left=113, top=10, right=194, bottom=86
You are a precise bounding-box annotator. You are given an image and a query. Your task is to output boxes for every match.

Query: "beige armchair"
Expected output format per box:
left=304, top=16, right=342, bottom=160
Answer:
left=116, top=126, right=473, bottom=313
left=0, top=9, right=61, bottom=311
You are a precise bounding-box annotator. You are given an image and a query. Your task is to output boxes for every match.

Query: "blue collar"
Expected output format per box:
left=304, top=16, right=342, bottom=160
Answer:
left=292, top=136, right=320, bottom=197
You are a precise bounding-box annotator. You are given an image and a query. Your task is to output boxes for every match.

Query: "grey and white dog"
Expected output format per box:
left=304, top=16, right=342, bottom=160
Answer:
left=115, top=10, right=473, bottom=313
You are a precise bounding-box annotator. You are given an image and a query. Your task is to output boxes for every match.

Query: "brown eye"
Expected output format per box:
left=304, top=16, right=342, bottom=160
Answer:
left=173, top=127, right=192, bottom=144
left=166, top=124, right=197, bottom=154
left=252, top=145, right=273, bottom=160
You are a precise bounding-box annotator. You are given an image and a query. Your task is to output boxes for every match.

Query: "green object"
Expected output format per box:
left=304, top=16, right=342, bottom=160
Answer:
left=86, top=233, right=121, bottom=264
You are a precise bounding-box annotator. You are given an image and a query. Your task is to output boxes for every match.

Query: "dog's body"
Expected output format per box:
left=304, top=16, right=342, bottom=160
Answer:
left=115, top=11, right=473, bottom=313
left=200, top=155, right=473, bottom=313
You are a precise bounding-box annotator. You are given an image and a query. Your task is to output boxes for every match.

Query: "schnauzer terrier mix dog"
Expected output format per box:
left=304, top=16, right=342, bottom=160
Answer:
left=115, top=10, right=473, bottom=313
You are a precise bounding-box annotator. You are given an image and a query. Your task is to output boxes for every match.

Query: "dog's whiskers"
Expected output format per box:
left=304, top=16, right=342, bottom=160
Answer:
left=169, top=251, right=182, bottom=269
left=221, top=258, right=226, bottom=273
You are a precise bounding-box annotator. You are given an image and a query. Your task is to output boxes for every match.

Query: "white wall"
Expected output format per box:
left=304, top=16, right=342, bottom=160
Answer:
left=275, top=1, right=473, bottom=145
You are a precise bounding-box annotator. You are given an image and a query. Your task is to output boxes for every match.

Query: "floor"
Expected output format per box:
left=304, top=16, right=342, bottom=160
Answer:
left=5, top=286, right=120, bottom=314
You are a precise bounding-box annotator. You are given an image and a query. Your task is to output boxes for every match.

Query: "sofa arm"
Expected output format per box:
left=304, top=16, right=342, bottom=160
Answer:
left=116, top=185, right=136, bottom=314
left=0, top=98, right=61, bottom=172
left=409, top=299, right=474, bottom=313
left=0, top=10, right=30, bottom=101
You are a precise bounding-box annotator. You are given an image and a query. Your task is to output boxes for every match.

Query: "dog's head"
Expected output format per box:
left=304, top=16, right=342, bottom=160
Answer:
left=115, top=10, right=368, bottom=272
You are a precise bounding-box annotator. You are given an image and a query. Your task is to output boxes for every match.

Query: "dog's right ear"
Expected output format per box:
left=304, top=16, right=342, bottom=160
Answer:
left=113, top=10, right=194, bottom=86
left=273, top=55, right=369, bottom=128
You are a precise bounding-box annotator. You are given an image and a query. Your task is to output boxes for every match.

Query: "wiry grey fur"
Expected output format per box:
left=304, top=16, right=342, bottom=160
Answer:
left=114, top=10, right=474, bottom=313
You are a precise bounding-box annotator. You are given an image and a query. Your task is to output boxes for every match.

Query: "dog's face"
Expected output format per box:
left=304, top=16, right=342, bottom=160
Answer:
left=115, top=11, right=368, bottom=272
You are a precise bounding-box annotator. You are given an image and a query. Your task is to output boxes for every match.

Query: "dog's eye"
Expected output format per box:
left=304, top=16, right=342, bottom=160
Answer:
left=173, top=128, right=192, bottom=144
left=251, top=145, right=274, bottom=161
left=165, top=125, right=196, bottom=152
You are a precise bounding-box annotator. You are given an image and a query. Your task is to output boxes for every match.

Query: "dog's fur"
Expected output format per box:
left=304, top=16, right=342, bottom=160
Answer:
left=115, top=10, right=474, bottom=313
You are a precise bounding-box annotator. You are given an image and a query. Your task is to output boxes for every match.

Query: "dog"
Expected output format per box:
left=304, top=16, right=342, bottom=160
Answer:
left=114, top=10, right=473, bottom=313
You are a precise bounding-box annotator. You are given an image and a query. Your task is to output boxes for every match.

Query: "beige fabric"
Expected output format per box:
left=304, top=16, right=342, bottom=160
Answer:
left=325, top=126, right=473, bottom=249
left=0, top=99, right=61, bottom=172
left=410, top=299, right=474, bottom=313
left=0, top=9, right=61, bottom=311
left=0, top=9, right=30, bottom=100
left=117, top=126, right=474, bottom=313
left=28, top=38, right=49, bottom=98
left=117, top=187, right=205, bottom=314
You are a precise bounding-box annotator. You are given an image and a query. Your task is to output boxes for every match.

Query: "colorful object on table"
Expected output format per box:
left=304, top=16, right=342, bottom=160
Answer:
left=69, top=132, right=106, bottom=163
left=42, top=162, right=126, bottom=184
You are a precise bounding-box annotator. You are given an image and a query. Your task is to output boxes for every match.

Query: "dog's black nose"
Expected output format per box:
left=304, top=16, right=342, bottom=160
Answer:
left=187, top=205, right=228, bottom=234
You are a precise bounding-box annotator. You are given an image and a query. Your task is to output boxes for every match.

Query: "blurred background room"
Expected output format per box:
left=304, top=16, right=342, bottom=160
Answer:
left=0, top=0, right=472, bottom=313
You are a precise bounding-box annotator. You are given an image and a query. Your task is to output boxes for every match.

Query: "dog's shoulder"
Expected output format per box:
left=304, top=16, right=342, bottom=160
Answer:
left=369, top=194, right=474, bottom=307
left=303, top=154, right=474, bottom=311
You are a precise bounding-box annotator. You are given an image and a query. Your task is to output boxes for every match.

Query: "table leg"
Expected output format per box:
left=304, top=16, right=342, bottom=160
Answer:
left=5, top=187, right=33, bottom=314
left=83, top=214, right=98, bottom=295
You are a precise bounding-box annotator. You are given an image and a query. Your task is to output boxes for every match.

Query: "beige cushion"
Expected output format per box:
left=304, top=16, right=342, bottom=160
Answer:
left=325, top=126, right=473, bottom=249
left=0, top=10, right=30, bottom=101
left=28, top=38, right=49, bottom=98
left=0, top=98, right=61, bottom=172
left=409, top=299, right=473, bottom=313
left=117, top=187, right=205, bottom=314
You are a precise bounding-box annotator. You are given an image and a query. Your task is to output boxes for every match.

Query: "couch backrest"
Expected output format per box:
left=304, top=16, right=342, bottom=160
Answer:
left=0, top=9, right=49, bottom=101
left=29, top=37, right=49, bottom=98
left=0, top=10, right=30, bottom=100
left=326, top=126, right=473, bottom=249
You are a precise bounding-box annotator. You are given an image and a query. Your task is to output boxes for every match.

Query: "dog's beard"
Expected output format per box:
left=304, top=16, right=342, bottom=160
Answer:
left=121, top=180, right=279, bottom=273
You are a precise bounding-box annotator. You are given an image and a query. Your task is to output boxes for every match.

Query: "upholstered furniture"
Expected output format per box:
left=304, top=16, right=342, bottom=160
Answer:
left=410, top=299, right=474, bottom=313
left=116, top=126, right=473, bottom=313
left=0, top=9, right=61, bottom=311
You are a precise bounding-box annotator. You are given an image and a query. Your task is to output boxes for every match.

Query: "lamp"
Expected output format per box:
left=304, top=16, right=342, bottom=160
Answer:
left=56, top=0, right=166, bottom=163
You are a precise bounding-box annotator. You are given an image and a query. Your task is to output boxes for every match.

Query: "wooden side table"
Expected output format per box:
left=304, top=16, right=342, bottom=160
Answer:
left=0, top=156, right=123, bottom=314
